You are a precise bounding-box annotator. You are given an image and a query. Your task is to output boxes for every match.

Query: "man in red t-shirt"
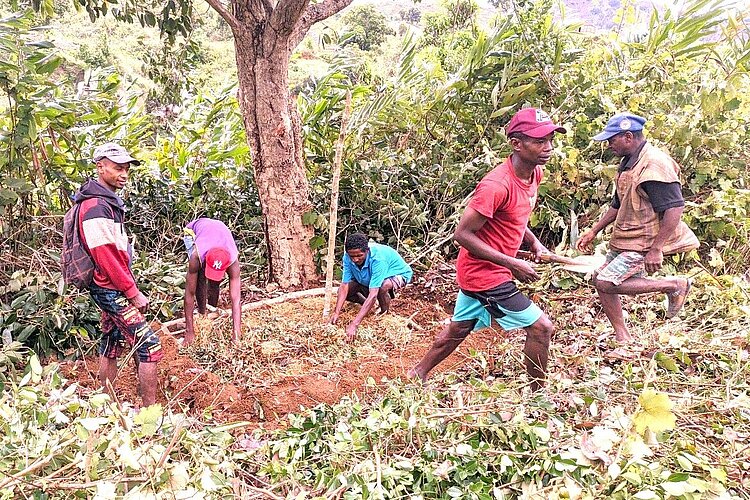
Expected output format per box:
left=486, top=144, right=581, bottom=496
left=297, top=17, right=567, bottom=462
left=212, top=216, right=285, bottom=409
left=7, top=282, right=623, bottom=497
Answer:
left=409, top=108, right=565, bottom=391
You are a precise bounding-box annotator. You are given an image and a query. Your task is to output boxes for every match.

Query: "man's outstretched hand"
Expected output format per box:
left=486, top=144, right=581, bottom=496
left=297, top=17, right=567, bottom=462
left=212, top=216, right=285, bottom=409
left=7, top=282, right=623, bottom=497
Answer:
left=345, top=324, right=357, bottom=342
left=576, top=230, right=596, bottom=253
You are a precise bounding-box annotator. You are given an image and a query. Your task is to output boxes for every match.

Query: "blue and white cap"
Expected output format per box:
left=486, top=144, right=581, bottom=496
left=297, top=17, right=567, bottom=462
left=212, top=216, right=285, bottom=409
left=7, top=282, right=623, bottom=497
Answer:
left=593, top=113, right=647, bottom=141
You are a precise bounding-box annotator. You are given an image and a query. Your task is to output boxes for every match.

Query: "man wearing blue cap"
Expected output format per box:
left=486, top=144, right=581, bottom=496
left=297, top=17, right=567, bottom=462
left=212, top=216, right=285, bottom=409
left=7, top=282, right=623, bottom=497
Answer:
left=577, top=113, right=699, bottom=346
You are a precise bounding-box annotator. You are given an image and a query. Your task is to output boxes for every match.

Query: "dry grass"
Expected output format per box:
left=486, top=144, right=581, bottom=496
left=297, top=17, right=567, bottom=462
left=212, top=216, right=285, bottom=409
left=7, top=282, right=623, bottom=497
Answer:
left=184, top=297, right=421, bottom=388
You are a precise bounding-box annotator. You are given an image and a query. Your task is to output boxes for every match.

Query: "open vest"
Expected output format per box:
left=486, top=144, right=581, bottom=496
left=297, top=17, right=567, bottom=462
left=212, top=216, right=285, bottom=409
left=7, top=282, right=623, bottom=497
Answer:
left=611, top=143, right=699, bottom=255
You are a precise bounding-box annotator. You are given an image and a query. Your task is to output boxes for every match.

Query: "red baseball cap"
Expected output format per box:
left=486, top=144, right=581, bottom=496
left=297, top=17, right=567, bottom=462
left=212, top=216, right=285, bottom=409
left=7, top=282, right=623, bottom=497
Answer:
left=506, top=108, right=566, bottom=138
left=204, top=247, right=232, bottom=282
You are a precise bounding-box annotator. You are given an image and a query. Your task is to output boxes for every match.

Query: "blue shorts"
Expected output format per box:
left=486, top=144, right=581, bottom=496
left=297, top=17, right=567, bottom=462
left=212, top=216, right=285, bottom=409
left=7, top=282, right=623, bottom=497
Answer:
left=183, top=229, right=197, bottom=260
left=453, top=282, right=543, bottom=331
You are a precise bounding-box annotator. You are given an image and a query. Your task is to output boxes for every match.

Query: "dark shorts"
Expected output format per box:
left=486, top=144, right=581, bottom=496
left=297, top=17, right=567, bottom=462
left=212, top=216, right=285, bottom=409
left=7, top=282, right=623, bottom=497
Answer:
left=455, top=281, right=543, bottom=331
left=89, top=284, right=163, bottom=363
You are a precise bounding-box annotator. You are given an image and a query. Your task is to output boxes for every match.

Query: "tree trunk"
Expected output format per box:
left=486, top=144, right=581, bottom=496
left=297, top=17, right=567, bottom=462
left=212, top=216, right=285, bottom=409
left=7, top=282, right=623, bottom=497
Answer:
left=233, top=26, right=318, bottom=290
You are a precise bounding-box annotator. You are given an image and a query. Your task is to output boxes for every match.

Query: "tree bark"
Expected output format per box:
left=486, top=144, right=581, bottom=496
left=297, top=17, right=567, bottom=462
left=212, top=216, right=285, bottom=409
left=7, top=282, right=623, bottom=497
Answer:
left=232, top=14, right=316, bottom=289
left=215, top=0, right=354, bottom=289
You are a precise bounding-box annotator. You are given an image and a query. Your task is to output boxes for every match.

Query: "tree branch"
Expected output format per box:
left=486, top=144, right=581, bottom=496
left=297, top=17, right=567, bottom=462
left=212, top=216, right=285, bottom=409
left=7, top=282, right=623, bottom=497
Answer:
left=269, top=0, right=309, bottom=38
left=289, top=0, right=353, bottom=49
left=203, top=0, right=241, bottom=31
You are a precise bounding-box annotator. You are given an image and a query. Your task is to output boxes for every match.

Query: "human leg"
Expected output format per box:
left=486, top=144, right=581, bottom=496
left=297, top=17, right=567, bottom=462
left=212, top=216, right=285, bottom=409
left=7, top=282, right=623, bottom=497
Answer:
left=408, top=319, right=476, bottom=381
left=480, top=283, right=548, bottom=391
left=595, top=275, right=687, bottom=341
left=377, top=282, right=393, bottom=314
left=196, top=269, right=208, bottom=313
left=345, top=281, right=369, bottom=304
left=91, top=287, right=128, bottom=398
left=409, top=290, right=491, bottom=380
left=522, top=314, right=553, bottom=391
left=138, top=362, right=158, bottom=407
left=596, top=276, right=684, bottom=296
left=206, top=278, right=220, bottom=308
left=594, top=284, right=632, bottom=343
left=594, top=251, right=650, bottom=343
left=90, top=286, right=163, bottom=407
left=377, top=275, right=406, bottom=314
left=99, top=356, right=118, bottom=397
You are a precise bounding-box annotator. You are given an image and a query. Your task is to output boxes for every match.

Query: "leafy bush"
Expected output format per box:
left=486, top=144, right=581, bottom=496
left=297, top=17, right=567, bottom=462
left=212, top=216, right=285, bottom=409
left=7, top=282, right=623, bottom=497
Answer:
left=0, top=356, right=251, bottom=497
left=341, top=4, right=395, bottom=51
left=0, top=270, right=99, bottom=358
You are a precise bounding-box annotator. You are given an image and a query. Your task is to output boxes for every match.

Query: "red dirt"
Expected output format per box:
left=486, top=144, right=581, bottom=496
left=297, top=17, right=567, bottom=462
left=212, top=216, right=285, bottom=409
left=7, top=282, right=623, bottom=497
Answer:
left=58, top=278, right=509, bottom=429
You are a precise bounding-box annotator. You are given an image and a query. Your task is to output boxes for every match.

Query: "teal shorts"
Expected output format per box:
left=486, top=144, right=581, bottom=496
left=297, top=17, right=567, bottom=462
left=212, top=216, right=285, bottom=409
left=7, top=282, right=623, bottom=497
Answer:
left=453, top=282, right=543, bottom=331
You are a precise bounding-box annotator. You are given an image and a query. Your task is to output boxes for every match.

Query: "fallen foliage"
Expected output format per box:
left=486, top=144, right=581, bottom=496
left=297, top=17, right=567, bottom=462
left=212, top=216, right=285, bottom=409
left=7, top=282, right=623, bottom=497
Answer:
left=3, top=265, right=749, bottom=498
left=0, top=356, right=250, bottom=498
left=243, top=268, right=750, bottom=498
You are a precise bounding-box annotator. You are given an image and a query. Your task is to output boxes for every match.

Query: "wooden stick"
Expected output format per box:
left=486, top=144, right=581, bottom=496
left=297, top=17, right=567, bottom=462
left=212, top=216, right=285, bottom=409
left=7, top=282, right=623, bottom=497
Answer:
left=161, top=287, right=338, bottom=331
left=323, top=90, right=352, bottom=319
left=516, top=250, right=580, bottom=266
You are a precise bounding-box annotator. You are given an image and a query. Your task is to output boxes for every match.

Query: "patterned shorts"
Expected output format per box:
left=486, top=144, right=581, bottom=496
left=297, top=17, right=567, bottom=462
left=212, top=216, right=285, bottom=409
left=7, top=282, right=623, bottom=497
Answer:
left=89, top=284, right=163, bottom=363
left=349, top=275, right=408, bottom=298
left=595, top=250, right=646, bottom=286
left=384, top=275, right=407, bottom=298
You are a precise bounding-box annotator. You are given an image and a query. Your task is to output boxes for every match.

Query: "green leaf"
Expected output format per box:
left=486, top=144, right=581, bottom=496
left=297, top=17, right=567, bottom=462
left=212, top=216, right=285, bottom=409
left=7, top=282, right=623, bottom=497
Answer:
left=0, top=188, right=19, bottom=205
left=633, top=389, right=676, bottom=434
left=309, top=235, right=326, bottom=249
left=655, top=352, right=679, bottom=372
left=134, top=403, right=163, bottom=436
left=660, top=481, right=695, bottom=496
left=29, top=354, right=42, bottom=377
left=302, top=211, right=318, bottom=225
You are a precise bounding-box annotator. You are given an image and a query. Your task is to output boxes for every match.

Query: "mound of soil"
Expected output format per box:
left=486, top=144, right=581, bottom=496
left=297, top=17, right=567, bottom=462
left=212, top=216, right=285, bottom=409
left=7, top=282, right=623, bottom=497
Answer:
left=58, top=283, right=507, bottom=428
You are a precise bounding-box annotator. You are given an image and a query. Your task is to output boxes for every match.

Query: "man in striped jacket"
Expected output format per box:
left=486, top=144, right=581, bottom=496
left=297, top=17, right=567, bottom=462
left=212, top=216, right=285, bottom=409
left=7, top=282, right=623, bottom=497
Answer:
left=72, top=142, right=163, bottom=407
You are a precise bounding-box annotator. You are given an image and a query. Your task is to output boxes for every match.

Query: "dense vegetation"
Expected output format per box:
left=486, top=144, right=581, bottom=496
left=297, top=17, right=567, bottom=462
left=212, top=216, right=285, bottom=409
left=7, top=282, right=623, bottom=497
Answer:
left=0, top=0, right=749, bottom=497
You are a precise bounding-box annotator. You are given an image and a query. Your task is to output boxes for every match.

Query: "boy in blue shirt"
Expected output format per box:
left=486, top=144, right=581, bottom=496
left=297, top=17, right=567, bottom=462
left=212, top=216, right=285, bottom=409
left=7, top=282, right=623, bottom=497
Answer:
left=329, top=233, right=413, bottom=341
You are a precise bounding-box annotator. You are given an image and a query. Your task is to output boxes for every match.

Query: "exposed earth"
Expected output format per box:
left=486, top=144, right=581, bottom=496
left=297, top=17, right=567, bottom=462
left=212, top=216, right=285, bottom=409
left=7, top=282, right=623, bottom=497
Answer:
left=57, top=268, right=520, bottom=429
left=56, top=264, right=690, bottom=431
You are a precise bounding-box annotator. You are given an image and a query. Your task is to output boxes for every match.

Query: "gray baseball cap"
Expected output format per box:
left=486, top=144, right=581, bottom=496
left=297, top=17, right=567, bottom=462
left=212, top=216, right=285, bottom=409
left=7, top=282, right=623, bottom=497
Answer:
left=92, top=142, right=141, bottom=165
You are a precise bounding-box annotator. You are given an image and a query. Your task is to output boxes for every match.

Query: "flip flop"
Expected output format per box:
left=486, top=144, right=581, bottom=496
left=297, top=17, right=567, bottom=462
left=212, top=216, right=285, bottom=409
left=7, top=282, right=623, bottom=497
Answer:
left=604, top=346, right=640, bottom=361
left=666, top=278, right=692, bottom=319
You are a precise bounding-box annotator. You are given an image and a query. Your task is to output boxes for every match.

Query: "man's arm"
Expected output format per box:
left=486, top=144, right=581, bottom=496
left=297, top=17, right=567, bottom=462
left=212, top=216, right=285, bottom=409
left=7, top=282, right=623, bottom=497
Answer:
left=329, top=281, right=350, bottom=325
left=644, top=206, right=683, bottom=274
left=183, top=254, right=202, bottom=345
left=455, top=207, right=539, bottom=283
left=576, top=206, right=618, bottom=252
left=523, top=227, right=548, bottom=260
left=345, top=287, right=379, bottom=341
left=227, top=261, right=242, bottom=342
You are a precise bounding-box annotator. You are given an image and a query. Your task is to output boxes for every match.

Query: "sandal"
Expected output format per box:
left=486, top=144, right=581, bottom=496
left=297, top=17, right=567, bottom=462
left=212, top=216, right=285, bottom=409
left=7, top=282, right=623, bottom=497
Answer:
left=666, top=278, right=692, bottom=319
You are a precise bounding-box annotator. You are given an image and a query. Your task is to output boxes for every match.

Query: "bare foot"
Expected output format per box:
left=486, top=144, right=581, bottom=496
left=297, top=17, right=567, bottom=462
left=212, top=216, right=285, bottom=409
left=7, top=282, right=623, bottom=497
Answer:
left=407, top=367, right=425, bottom=382
left=614, top=331, right=633, bottom=343
left=605, top=346, right=639, bottom=361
